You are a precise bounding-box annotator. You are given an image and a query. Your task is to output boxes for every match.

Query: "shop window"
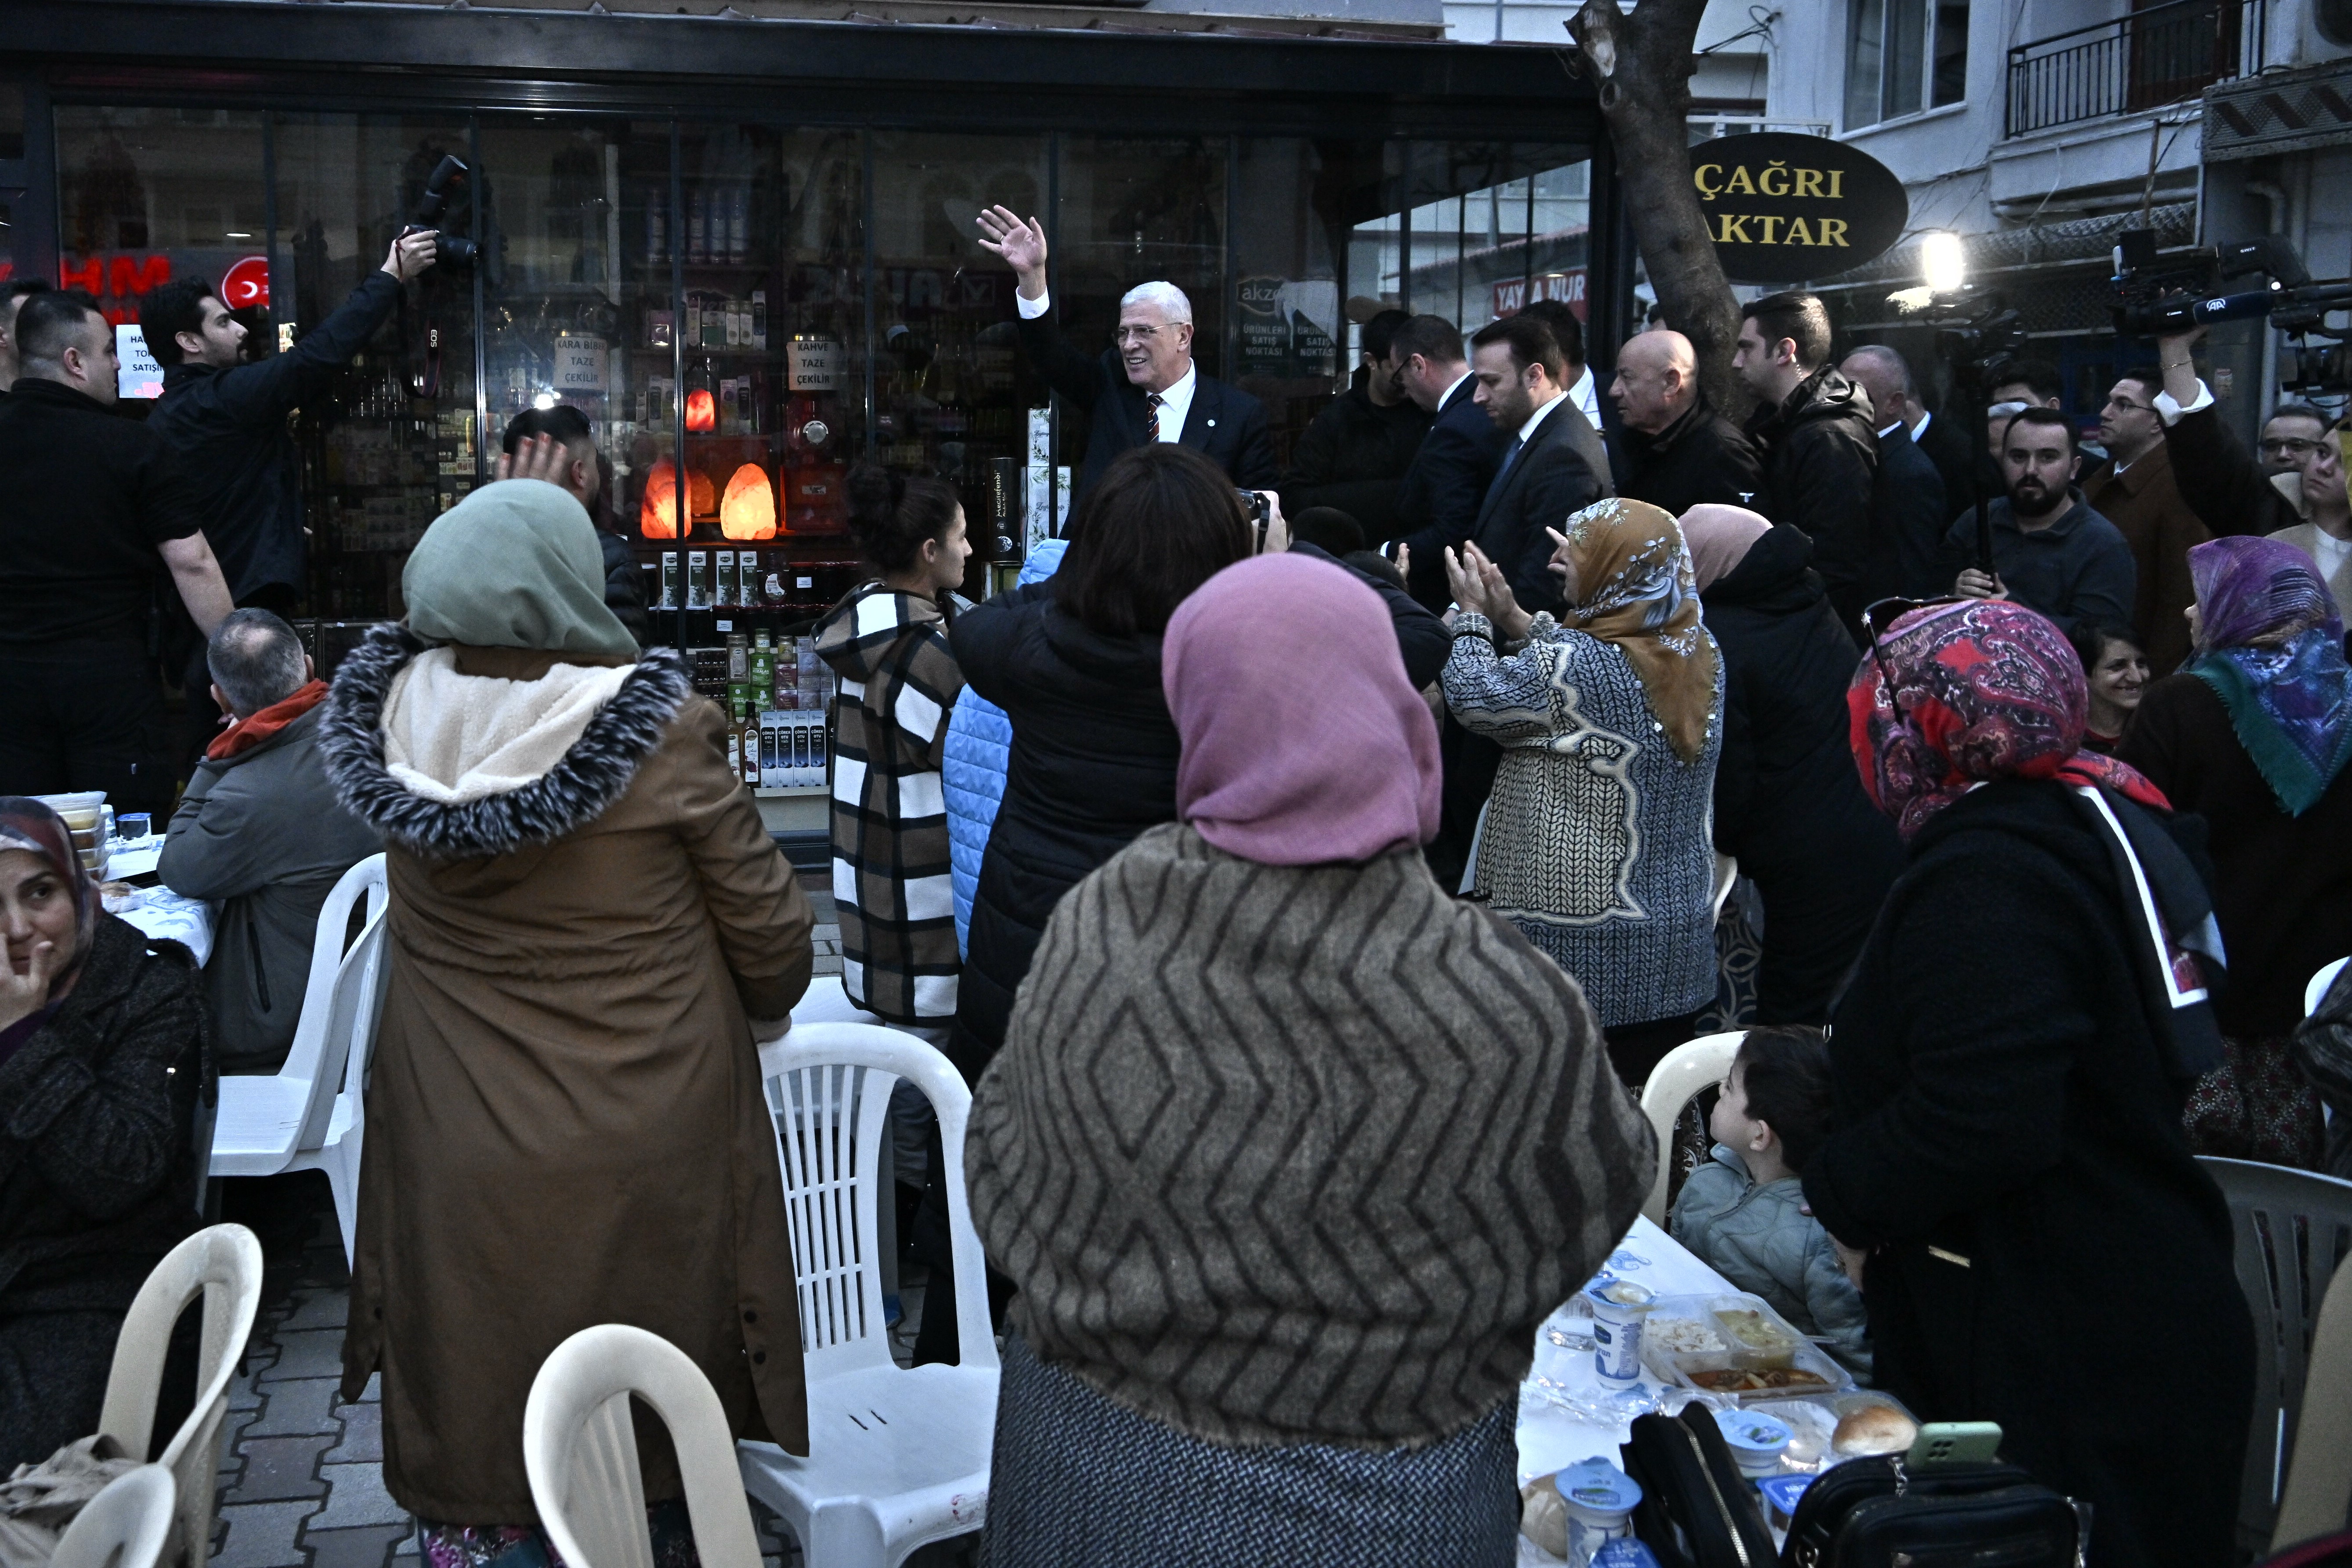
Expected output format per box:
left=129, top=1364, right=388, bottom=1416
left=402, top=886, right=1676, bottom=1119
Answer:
left=1846, top=0, right=1969, bottom=129
left=1345, top=143, right=1591, bottom=339
left=869, top=131, right=1050, bottom=592
left=1233, top=137, right=1380, bottom=466
left=273, top=112, right=477, bottom=621
left=54, top=108, right=270, bottom=397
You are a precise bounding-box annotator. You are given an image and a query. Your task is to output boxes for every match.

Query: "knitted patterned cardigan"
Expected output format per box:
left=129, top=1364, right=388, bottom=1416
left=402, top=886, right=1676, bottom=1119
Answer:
left=965, top=821, right=1656, bottom=1450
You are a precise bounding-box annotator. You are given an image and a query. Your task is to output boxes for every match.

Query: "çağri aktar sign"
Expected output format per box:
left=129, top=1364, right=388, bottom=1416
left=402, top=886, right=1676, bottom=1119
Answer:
left=1690, top=133, right=1908, bottom=285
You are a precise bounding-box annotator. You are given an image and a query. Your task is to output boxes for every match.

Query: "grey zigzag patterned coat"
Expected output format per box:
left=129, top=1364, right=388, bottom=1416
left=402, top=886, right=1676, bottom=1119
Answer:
left=966, top=822, right=1655, bottom=1450
left=1443, top=613, right=1723, bottom=1030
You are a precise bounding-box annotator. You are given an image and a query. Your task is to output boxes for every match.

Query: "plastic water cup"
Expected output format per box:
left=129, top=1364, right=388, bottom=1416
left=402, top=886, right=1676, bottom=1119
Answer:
left=117, top=813, right=152, bottom=842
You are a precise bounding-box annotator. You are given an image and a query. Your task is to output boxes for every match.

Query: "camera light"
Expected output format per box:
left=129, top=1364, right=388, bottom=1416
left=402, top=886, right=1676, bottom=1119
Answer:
left=1922, top=231, right=1966, bottom=295
left=533, top=391, right=557, bottom=411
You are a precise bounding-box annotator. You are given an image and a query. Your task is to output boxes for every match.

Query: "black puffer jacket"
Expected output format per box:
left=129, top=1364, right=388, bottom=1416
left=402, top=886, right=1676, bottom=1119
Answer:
left=0, top=915, right=206, bottom=1310
left=1745, top=367, right=1879, bottom=633
left=1701, top=526, right=1903, bottom=1022
left=946, top=586, right=1181, bottom=1084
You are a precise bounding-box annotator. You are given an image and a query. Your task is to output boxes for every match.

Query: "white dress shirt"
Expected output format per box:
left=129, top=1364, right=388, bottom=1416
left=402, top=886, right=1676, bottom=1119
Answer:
left=1517, top=389, right=1570, bottom=446
left=1018, top=285, right=1192, bottom=440
left=1438, top=367, right=1474, bottom=411
left=1568, top=364, right=1602, bottom=428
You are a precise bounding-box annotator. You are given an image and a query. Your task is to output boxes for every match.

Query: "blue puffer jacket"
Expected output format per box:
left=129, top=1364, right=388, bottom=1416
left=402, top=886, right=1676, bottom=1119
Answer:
left=942, top=540, right=1068, bottom=955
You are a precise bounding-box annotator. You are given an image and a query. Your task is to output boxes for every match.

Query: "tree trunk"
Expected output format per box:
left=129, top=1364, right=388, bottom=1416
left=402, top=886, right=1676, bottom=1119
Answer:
left=1570, top=0, right=1745, bottom=413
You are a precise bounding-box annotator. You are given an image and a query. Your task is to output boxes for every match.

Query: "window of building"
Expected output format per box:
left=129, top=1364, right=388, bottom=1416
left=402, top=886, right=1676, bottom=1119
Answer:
left=1846, top=0, right=1969, bottom=129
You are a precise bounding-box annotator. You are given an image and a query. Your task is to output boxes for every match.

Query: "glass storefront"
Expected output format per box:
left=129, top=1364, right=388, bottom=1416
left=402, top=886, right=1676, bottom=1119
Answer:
left=22, top=64, right=1601, bottom=828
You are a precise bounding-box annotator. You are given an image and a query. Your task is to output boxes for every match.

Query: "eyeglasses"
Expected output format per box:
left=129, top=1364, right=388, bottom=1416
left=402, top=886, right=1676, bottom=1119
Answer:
left=1113, top=325, right=1167, bottom=344
left=2260, top=437, right=2328, bottom=459
left=1861, top=596, right=1964, bottom=729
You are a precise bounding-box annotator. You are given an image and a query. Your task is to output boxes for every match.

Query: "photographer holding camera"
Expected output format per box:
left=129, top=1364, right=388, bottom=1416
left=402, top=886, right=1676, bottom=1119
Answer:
left=145, top=230, right=438, bottom=619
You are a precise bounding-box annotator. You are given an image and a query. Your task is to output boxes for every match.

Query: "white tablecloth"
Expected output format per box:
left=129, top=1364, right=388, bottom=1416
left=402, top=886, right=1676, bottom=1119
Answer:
left=106, top=888, right=219, bottom=967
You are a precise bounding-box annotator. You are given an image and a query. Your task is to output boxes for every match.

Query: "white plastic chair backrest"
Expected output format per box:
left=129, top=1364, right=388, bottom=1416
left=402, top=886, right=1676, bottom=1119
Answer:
left=2308, top=957, right=2348, bottom=1018
left=758, top=1021, right=995, bottom=1378
left=1710, top=854, right=1739, bottom=923
left=293, top=905, right=391, bottom=1150
left=272, top=854, right=386, bottom=1123
left=2275, top=1253, right=2352, bottom=1551
left=1637, top=1032, right=1745, bottom=1227
left=522, top=1324, right=762, bottom=1568
left=49, top=1465, right=176, bottom=1568
left=95, top=1225, right=263, bottom=1564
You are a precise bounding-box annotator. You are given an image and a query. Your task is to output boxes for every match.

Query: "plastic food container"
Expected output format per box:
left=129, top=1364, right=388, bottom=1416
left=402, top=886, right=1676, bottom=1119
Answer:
left=1756, top=1473, right=1813, bottom=1533
left=1553, top=1459, right=1644, bottom=1568
left=1713, top=1407, right=1794, bottom=1476
left=1590, top=1540, right=1663, bottom=1568
left=1746, top=1390, right=1917, bottom=1470
left=1636, top=1293, right=1855, bottom=1405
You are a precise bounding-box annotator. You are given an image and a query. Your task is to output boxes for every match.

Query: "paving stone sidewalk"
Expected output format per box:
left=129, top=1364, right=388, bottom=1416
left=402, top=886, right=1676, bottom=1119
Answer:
left=204, top=881, right=946, bottom=1568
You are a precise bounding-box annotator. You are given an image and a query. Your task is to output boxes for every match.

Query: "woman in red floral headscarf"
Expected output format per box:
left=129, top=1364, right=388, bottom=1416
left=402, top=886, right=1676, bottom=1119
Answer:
left=0, top=797, right=208, bottom=1468
left=1801, top=600, right=2253, bottom=1568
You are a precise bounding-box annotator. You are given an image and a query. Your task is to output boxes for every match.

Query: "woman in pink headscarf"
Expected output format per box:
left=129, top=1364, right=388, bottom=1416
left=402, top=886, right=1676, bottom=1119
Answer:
left=965, top=553, right=1652, bottom=1568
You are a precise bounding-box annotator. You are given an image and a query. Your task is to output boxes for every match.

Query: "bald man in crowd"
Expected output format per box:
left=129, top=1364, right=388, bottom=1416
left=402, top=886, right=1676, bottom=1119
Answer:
left=1842, top=345, right=1952, bottom=604
left=1610, top=327, right=1762, bottom=515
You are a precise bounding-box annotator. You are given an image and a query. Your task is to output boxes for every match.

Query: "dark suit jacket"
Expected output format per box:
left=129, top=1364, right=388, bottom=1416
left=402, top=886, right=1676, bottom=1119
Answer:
left=1869, top=426, right=1951, bottom=614
left=1397, top=375, right=1511, bottom=609
left=1016, top=311, right=1276, bottom=497
left=1913, top=409, right=1978, bottom=517
left=1470, top=396, right=1614, bottom=615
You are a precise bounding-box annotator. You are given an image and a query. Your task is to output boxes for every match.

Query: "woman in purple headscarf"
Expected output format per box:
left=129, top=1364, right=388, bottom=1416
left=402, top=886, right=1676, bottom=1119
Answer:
left=0, top=798, right=208, bottom=1468
left=1806, top=600, right=2252, bottom=1568
left=2119, top=535, right=2352, bottom=1169
left=965, top=553, right=1653, bottom=1568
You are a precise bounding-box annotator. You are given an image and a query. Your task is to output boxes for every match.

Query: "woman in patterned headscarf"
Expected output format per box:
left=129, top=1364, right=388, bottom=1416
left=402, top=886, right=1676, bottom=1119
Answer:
left=1440, top=496, right=1723, bottom=1084
left=2120, top=535, right=2352, bottom=1169
left=0, top=798, right=207, bottom=1467
left=1806, top=599, right=2252, bottom=1568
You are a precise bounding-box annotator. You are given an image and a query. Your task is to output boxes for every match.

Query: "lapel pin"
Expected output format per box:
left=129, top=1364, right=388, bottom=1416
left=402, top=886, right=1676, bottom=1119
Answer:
left=1207, top=418, right=1217, bottom=427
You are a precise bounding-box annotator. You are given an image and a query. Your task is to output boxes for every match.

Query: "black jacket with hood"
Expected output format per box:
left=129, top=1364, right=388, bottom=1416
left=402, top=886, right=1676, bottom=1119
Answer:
left=1745, top=366, right=1880, bottom=632
left=1700, top=524, right=1903, bottom=1022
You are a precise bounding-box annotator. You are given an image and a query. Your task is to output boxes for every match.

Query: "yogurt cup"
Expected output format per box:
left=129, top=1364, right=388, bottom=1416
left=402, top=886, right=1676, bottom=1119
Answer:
left=1713, top=1406, right=1794, bottom=1476
left=1756, top=1473, right=1814, bottom=1532
left=1585, top=1277, right=1655, bottom=1387
left=1554, top=1457, right=1644, bottom=1567
left=1590, top=1542, right=1664, bottom=1568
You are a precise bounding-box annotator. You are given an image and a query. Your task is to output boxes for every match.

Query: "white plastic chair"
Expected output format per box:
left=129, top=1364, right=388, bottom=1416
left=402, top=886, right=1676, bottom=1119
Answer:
left=2274, top=1254, right=2352, bottom=1552
left=739, top=1022, right=998, bottom=1567
left=523, top=1324, right=763, bottom=1568
left=2307, top=957, right=2348, bottom=1017
left=1637, top=1032, right=1745, bottom=1227
left=97, top=1225, right=263, bottom=1568
left=49, top=1464, right=176, bottom=1568
left=208, top=854, right=391, bottom=1263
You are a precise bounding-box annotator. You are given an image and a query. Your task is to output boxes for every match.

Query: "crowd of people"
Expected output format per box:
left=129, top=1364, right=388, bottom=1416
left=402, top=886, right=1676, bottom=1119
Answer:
left=3, top=214, right=2349, bottom=1568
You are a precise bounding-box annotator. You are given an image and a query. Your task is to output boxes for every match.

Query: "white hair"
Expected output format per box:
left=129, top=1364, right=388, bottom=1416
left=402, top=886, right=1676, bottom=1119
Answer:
left=1119, top=281, right=1193, bottom=325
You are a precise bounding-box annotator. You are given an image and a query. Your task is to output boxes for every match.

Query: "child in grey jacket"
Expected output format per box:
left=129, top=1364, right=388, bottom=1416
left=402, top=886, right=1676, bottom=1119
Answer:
left=1670, top=1027, right=1871, bottom=1376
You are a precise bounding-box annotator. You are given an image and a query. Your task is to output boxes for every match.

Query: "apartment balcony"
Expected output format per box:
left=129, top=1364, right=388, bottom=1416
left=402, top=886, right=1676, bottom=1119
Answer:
left=2007, top=0, right=2266, bottom=137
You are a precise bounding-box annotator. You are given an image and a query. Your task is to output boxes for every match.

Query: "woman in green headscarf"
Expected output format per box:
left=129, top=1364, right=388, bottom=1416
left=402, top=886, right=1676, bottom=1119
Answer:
left=318, top=476, right=818, bottom=1555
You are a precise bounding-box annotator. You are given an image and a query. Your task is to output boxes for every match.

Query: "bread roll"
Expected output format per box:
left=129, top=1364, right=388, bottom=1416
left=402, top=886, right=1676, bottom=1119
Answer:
left=1832, top=1403, right=1918, bottom=1456
left=1519, top=1477, right=1568, bottom=1557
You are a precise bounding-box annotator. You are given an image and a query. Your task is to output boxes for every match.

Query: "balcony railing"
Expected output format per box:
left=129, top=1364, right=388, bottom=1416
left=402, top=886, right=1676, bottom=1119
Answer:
left=2007, top=0, right=2266, bottom=137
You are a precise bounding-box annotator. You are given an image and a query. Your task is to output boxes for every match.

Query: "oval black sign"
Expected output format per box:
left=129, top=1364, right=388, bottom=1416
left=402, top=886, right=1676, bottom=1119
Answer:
left=1689, top=133, right=1908, bottom=285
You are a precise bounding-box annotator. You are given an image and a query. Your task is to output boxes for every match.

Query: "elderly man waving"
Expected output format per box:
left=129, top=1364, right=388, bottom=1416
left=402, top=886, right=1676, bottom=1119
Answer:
left=978, top=204, right=1277, bottom=502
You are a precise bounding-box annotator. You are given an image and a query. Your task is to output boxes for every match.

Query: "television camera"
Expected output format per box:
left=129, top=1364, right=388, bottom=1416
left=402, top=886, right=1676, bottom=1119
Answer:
left=2112, top=227, right=2352, bottom=394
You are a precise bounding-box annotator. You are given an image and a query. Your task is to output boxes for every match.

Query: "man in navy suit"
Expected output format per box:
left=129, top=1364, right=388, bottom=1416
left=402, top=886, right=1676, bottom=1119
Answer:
left=1389, top=314, right=1510, bottom=612
left=977, top=204, right=1276, bottom=502
left=1463, top=313, right=1614, bottom=616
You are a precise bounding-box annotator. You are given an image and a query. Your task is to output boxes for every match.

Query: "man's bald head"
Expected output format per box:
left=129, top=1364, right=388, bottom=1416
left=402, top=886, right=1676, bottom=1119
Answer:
left=1609, top=329, right=1698, bottom=435
left=1839, top=344, right=1918, bottom=432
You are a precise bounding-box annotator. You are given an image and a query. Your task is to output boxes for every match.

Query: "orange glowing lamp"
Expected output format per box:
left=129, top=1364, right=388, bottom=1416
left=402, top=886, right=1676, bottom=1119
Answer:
left=639, top=460, right=682, bottom=538
left=638, top=461, right=717, bottom=538
left=686, top=387, right=717, bottom=433
left=720, top=463, right=778, bottom=540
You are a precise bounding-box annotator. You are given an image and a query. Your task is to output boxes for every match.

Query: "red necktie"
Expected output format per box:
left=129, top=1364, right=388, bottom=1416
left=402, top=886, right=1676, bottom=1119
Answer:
left=1146, top=392, right=1166, bottom=443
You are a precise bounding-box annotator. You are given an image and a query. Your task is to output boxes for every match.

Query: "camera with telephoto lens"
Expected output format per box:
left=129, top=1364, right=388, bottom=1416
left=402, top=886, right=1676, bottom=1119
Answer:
left=402, top=155, right=479, bottom=267
left=2106, top=227, right=2352, bottom=336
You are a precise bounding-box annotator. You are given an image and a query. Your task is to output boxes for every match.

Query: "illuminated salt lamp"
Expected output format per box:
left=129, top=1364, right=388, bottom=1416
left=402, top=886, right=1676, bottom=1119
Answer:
left=720, top=463, right=778, bottom=540
left=637, top=462, right=718, bottom=538
left=639, top=460, right=681, bottom=539
left=685, top=387, right=717, bottom=433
